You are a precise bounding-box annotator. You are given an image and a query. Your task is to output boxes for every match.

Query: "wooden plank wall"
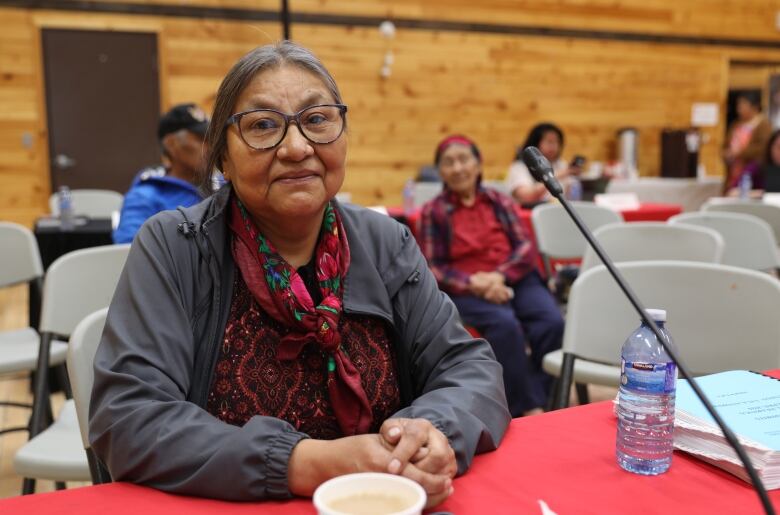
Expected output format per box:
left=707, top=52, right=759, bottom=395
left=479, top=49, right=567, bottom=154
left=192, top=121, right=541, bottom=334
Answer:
left=93, top=0, right=780, bottom=41
left=2, top=1, right=780, bottom=223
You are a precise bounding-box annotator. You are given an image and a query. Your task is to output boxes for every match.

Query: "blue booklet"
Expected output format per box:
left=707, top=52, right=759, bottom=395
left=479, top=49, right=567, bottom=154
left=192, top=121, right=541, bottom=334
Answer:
left=676, top=370, right=780, bottom=450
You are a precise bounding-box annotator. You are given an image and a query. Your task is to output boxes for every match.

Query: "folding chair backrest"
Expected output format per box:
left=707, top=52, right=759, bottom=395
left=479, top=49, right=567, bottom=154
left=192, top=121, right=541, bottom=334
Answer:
left=564, top=261, right=780, bottom=374
left=0, top=222, right=44, bottom=288
left=413, top=182, right=443, bottom=207
left=67, top=308, right=108, bottom=449
left=669, top=212, right=780, bottom=271
left=49, top=189, right=124, bottom=218
left=703, top=200, right=780, bottom=245
left=39, top=244, right=130, bottom=336
left=532, top=202, right=623, bottom=259
left=580, top=222, right=724, bottom=273
left=481, top=180, right=511, bottom=197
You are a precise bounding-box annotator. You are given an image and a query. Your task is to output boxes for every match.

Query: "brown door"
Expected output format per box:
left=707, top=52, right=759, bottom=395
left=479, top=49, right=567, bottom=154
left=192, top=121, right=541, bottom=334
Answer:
left=42, top=29, right=161, bottom=193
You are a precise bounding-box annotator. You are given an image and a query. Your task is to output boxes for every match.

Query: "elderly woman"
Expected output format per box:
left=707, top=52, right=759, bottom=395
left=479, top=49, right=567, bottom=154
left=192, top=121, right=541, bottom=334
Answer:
left=88, top=42, right=509, bottom=506
left=419, top=135, right=564, bottom=417
left=505, top=122, right=582, bottom=205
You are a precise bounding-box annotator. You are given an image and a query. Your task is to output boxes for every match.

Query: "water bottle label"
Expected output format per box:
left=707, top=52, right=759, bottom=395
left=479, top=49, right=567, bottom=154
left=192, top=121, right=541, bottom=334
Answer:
left=620, top=360, right=676, bottom=394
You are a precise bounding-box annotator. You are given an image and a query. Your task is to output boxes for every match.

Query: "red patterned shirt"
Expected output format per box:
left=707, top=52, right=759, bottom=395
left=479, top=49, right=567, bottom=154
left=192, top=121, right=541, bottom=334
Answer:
left=206, top=272, right=401, bottom=440
left=449, top=193, right=512, bottom=276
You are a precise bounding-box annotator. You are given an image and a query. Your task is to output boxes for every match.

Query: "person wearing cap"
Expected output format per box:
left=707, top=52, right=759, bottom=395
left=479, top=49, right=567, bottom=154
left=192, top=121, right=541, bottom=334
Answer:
left=112, top=103, right=209, bottom=244
left=418, top=135, right=564, bottom=417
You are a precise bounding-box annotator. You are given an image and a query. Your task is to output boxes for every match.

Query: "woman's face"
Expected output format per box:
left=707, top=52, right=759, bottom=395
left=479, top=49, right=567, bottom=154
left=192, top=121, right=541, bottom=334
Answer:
left=438, top=143, right=480, bottom=198
left=538, top=130, right=562, bottom=162
left=771, top=137, right=780, bottom=165
left=221, top=65, right=346, bottom=225
left=736, top=98, right=758, bottom=121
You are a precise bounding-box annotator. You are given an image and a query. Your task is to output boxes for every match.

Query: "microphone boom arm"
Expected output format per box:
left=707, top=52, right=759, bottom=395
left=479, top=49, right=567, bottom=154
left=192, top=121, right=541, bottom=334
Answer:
left=550, top=186, right=776, bottom=515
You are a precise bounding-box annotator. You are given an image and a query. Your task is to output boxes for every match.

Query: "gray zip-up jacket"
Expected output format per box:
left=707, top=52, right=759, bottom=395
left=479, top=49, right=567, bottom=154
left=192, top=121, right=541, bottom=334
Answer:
left=89, top=185, right=510, bottom=501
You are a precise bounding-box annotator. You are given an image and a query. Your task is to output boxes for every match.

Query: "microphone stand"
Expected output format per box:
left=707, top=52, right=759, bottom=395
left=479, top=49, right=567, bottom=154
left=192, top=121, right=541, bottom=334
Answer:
left=550, top=187, right=775, bottom=514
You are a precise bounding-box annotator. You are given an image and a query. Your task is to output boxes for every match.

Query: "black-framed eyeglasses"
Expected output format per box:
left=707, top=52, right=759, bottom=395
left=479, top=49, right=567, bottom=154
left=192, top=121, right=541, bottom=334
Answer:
left=225, top=103, right=348, bottom=150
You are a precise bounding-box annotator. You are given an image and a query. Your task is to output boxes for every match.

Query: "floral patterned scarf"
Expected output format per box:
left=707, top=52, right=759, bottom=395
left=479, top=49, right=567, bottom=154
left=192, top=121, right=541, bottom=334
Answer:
left=228, top=195, right=372, bottom=435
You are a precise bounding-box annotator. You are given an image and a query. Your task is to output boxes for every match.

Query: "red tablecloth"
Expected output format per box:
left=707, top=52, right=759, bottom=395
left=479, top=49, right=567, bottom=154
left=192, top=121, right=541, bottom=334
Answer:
left=388, top=202, right=683, bottom=235
left=619, top=203, right=683, bottom=222
left=3, top=372, right=778, bottom=514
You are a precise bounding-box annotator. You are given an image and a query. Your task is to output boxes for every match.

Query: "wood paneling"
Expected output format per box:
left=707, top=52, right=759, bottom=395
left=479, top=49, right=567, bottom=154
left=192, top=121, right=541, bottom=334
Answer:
left=295, top=24, right=730, bottom=203
left=729, top=63, right=780, bottom=114
left=291, top=0, right=780, bottom=42
left=3, top=1, right=780, bottom=220
left=0, top=9, right=48, bottom=227
left=0, top=8, right=280, bottom=225
left=82, top=0, right=780, bottom=42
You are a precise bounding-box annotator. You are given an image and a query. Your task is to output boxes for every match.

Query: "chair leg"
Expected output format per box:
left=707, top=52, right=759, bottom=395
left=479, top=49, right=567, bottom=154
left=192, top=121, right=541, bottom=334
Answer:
left=553, top=353, right=576, bottom=410
left=55, top=364, right=72, bottom=399
left=87, top=448, right=113, bottom=485
left=22, top=478, right=36, bottom=495
left=21, top=331, right=54, bottom=497
left=0, top=426, right=29, bottom=435
left=575, top=383, right=590, bottom=405
left=547, top=377, right=560, bottom=412
left=29, top=332, right=53, bottom=438
left=28, top=278, right=43, bottom=332
left=0, top=401, right=33, bottom=409
left=542, top=256, right=554, bottom=287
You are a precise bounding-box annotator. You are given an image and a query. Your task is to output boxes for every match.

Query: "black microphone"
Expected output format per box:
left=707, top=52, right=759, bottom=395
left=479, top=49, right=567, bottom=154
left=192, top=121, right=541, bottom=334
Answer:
left=522, top=146, right=775, bottom=515
left=522, top=147, right=564, bottom=196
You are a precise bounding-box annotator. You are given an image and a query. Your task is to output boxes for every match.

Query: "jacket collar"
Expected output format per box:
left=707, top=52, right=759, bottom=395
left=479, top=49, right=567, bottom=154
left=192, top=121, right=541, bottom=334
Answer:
left=181, top=185, right=398, bottom=324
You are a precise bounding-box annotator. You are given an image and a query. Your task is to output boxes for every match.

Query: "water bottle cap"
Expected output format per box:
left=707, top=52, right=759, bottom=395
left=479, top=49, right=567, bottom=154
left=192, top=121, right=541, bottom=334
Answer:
left=644, top=308, right=666, bottom=322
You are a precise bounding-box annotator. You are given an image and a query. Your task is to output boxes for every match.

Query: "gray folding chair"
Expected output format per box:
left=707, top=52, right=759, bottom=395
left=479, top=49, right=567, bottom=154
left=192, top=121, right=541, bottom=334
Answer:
left=0, top=222, right=64, bottom=435
left=543, top=261, right=780, bottom=409
left=13, top=244, right=129, bottom=493
left=412, top=182, right=443, bottom=207
left=531, top=201, right=623, bottom=278
left=580, top=222, right=724, bottom=273
left=49, top=189, right=123, bottom=218
left=67, top=308, right=111, bottom=484
left=702, top=199, right=780, bottom=245
left=669, top=211, right=780, bottom=272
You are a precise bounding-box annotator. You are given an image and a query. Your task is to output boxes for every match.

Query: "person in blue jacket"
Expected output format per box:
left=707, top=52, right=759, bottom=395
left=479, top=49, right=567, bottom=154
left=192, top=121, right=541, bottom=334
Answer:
left=113, top=103, right=209, bottom=243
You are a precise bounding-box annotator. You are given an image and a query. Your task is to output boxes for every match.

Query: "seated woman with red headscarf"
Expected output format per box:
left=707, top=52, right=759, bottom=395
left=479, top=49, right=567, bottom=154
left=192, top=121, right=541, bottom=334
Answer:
left=418, top=135, right=564, bottom=417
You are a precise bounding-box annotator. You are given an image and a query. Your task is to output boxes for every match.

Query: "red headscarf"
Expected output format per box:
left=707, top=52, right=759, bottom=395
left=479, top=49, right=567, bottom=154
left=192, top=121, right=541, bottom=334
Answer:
left=434, top=134, right=482, bottom=165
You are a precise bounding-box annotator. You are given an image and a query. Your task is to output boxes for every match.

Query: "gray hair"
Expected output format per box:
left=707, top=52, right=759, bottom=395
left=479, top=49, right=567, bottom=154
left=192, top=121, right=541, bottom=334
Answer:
left=202, top=40, right=344, bottom=192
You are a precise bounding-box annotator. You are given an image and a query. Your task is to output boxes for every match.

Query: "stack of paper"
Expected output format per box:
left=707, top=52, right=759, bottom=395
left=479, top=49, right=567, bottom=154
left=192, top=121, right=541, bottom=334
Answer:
left=674, top=370, right=780, bottom=489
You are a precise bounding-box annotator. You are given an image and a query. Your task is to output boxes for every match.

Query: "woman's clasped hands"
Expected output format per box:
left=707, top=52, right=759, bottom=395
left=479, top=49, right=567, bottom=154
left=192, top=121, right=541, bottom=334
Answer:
left=288, top=417, right=456, bottom=508
left=469, top=271, right=514, bottom=304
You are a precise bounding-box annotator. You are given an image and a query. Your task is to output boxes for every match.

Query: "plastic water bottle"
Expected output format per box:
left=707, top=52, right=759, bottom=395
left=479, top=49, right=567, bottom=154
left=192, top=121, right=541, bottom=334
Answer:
left=402, top=179, right=416, bottom=216
left=57, top=185, right=75, bottom=230
left=616, top=308, right=677, bottom=475
left=567, top=176, right=583, bottom=201
left=738, top=173, right=752, bottom=200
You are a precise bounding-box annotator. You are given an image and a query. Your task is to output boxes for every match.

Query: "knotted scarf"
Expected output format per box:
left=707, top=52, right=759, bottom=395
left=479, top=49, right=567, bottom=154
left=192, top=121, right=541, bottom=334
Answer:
left=228, top=195, right=372, bottom=435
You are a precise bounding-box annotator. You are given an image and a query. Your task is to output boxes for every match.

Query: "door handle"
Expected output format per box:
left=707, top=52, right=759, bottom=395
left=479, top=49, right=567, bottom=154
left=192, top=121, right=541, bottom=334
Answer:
left=53, top=153, right=76, bottom=170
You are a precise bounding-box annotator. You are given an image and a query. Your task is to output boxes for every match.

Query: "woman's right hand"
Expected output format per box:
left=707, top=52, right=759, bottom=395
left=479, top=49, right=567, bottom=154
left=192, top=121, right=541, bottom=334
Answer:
left=288, top=435, right=392, bottom=496
left=468, top=273, right=492, bottom=295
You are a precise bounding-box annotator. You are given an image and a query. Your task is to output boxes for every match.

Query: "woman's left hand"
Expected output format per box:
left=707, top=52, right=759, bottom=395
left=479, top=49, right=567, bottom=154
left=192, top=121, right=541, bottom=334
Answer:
left=380, top=418, right=456, bottom=474
left=380, top=417, right=457, bottom=481
left=482, top=283, right=513, bottom=304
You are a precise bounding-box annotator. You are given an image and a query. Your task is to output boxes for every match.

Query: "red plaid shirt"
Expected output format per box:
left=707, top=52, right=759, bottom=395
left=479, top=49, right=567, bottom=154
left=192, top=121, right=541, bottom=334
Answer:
left=417, top=187, right=536, bottom=295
